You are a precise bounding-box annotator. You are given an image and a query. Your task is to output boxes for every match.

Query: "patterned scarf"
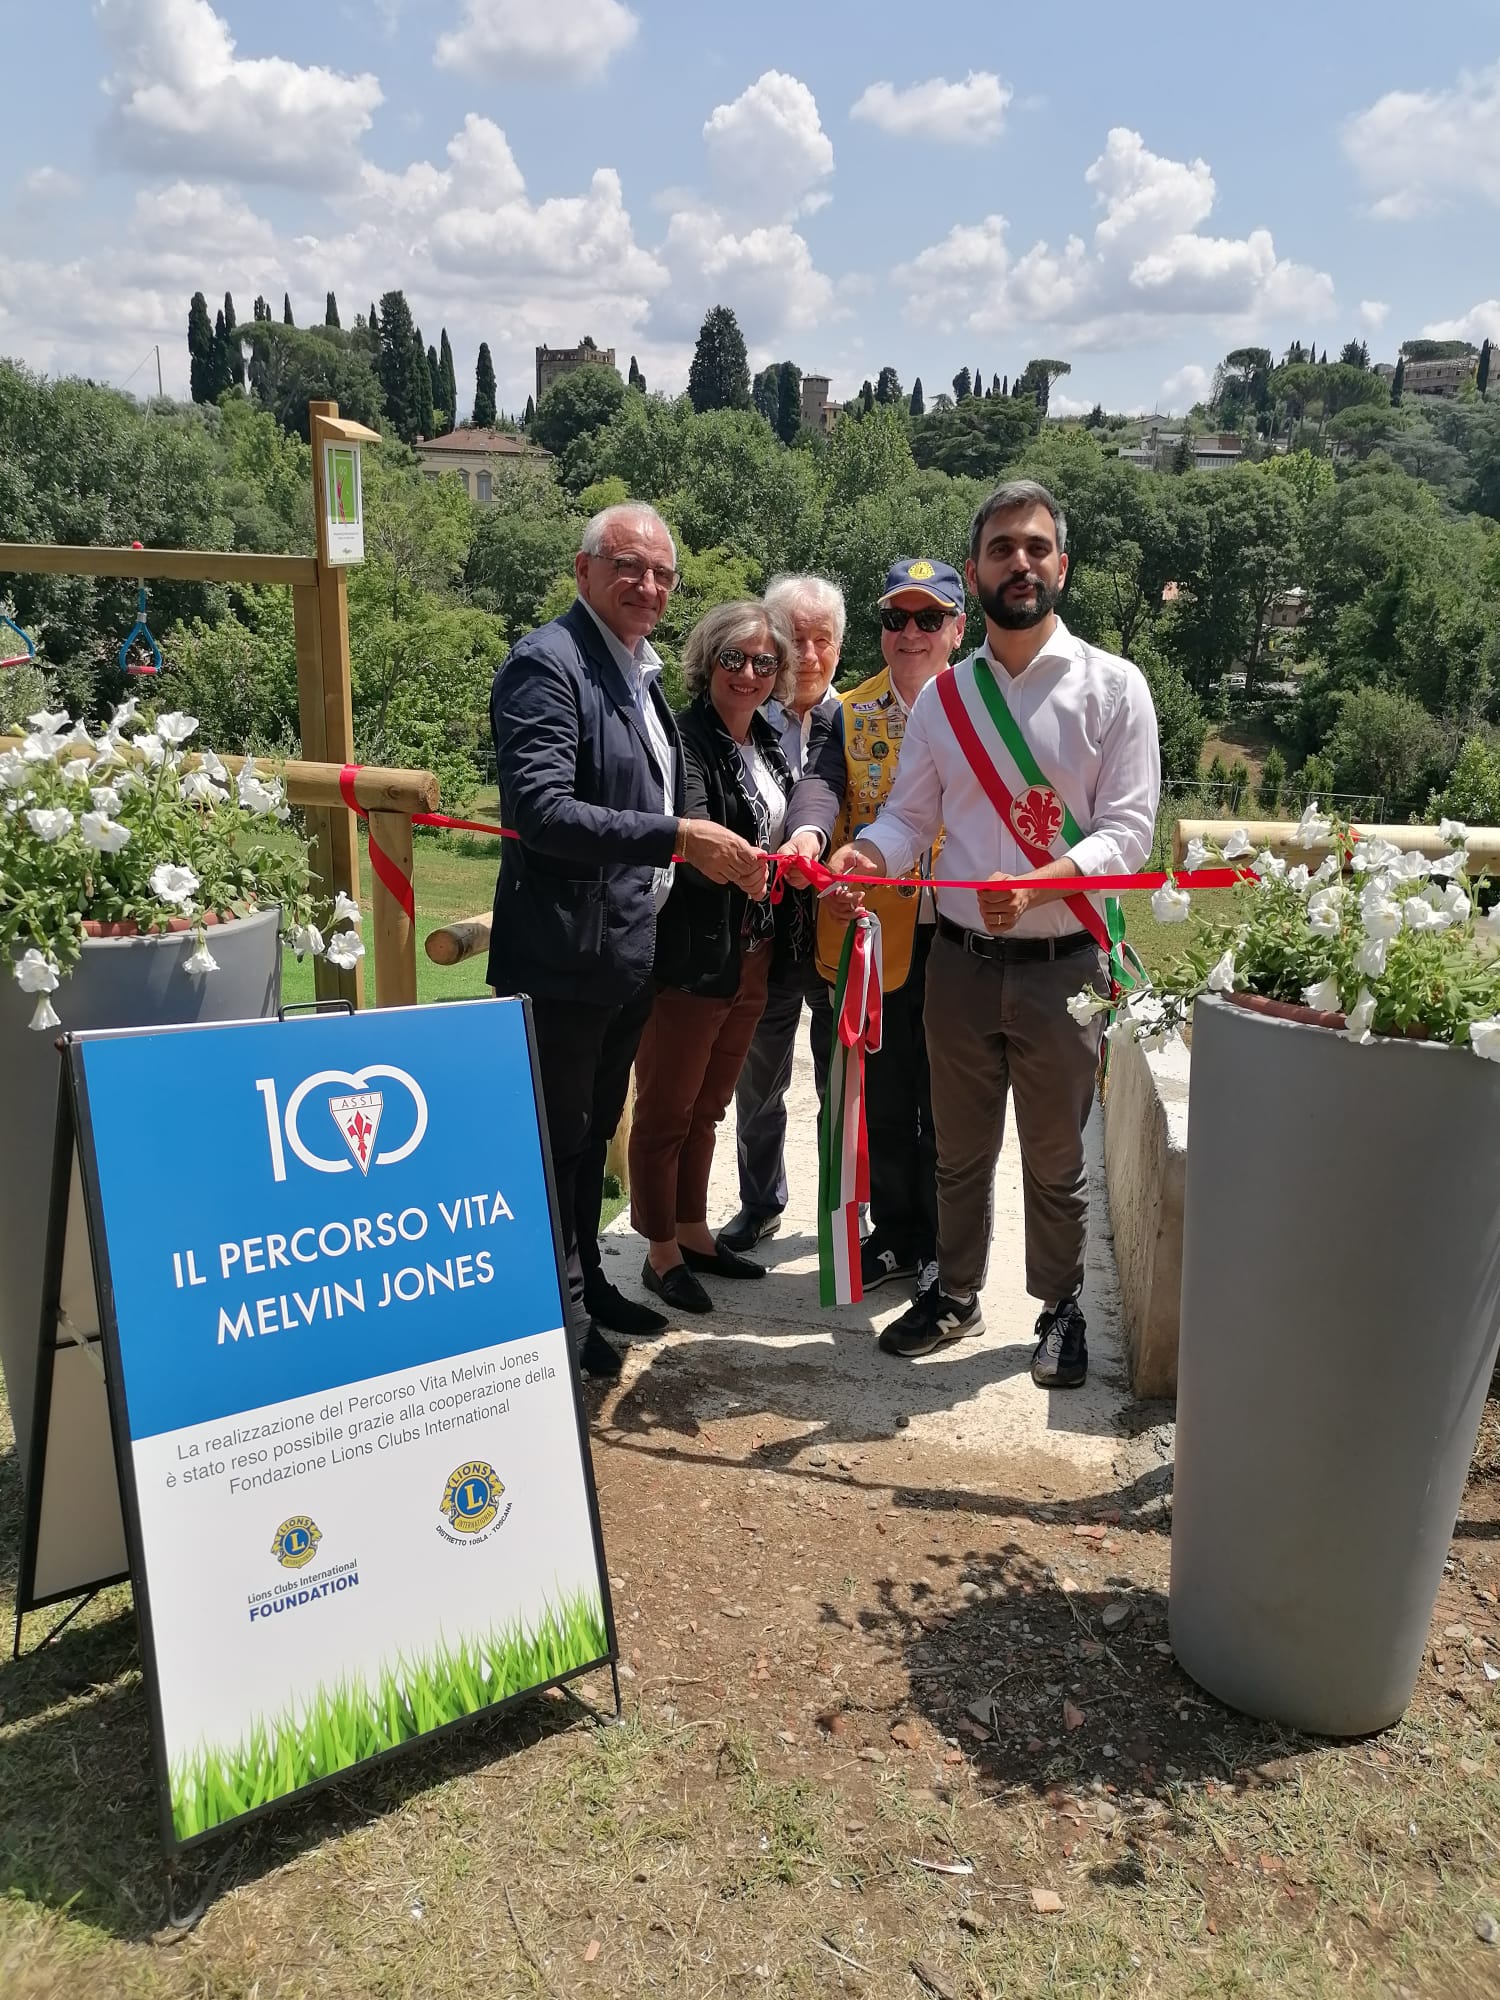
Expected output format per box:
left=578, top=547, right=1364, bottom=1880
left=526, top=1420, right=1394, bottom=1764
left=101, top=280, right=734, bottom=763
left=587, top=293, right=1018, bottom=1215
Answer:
left=700, top=695, right=796, bottom=950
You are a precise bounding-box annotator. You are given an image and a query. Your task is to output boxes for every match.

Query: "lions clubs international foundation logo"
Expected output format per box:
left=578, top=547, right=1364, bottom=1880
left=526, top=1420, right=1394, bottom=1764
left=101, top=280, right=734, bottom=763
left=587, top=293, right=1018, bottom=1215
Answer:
left=441, top=1461, right=504, bottom=1536
left=329, top=1090, right=383, bottom=1173
left=271, top=1516, right=322, bottom=1569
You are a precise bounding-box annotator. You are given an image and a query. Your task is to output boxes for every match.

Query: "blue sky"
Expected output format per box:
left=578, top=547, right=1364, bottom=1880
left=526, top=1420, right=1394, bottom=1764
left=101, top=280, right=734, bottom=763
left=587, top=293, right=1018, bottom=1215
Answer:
left=5, top=0, right=1499, bottom=420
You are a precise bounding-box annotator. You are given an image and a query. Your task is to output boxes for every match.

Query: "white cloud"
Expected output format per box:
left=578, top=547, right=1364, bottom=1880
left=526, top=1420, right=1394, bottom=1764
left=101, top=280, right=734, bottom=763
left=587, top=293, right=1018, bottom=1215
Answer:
left=20, top=166, right=82, bottom=202
left=96, top=0, right=382, bottom=185
left=1050, top=392, right=1093, bottom=419
left=659, top=208, right=835, bottom=340
left=1358, top=299, right=1390, bottom=331
left=1422, top=300, right=1500, bottom=345
left=850, top=71, right=1011, bottom=146
left=703, top=71, right=833, bottom=212
left=1344, top=60, right=1500, bottom=218
left=895, top=127, right=1334, bottom=349
left=1160, top=362, right=1210, bottom=411
left=434, top=0, right=638, bottom=82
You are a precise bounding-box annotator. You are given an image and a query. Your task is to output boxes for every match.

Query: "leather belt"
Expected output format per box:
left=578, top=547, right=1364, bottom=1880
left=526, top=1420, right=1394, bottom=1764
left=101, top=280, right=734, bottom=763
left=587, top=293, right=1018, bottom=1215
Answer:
left=936, top=914, right=1097, bottom=964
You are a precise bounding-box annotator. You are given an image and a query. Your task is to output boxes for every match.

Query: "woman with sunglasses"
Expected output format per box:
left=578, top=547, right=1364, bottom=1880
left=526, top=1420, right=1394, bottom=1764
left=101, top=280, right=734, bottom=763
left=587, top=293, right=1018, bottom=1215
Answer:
left=628, top=599, right=799, bottom=1314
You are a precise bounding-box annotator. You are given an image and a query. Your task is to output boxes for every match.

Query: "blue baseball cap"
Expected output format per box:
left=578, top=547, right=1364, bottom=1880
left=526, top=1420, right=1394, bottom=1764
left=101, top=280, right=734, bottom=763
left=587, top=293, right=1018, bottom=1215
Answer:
left=879, top=557, right=964, bottom=611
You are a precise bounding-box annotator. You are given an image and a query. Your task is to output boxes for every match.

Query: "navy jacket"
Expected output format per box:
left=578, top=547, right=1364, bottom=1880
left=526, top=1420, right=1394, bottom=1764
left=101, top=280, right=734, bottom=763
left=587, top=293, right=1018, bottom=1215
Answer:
left=487, top=600, right=685, bottom=1005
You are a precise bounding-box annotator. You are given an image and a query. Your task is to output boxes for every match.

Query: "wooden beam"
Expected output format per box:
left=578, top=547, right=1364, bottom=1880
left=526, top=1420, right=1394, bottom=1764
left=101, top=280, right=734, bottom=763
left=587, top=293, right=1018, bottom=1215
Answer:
left=1173, top=820, right=1500, bottom=871
left=308, top=400, right=363, bottom=1009
left=0, top=543, right=317, bottom=586
left=368, top=811, right=417, bottom=1007
left=425, top=911, right=493, bottom=966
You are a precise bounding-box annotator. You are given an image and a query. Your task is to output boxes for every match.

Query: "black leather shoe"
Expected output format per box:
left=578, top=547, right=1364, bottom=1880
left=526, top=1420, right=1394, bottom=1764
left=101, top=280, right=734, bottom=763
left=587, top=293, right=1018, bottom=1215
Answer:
left=579, top=1324, right=624, bottom=1379
left=684, top=1242, right=767, bottom=1280
left=641, top=1257, right=712, bottom=1315
left=717, top=1207, right=782, bottom=1254
left=584, top=1276, right=668, bottom=1338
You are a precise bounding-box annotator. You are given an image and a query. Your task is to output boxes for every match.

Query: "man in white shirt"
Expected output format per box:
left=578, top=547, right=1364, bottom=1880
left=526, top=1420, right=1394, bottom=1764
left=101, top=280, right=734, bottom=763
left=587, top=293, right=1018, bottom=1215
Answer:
left=827, top=482, right=1160, bottom=1384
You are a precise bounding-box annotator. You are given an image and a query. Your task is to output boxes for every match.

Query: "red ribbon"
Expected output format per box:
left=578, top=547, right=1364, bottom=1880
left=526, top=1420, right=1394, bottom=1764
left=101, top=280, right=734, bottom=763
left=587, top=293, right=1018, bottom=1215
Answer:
left=338, top=765, right=416, bottom=921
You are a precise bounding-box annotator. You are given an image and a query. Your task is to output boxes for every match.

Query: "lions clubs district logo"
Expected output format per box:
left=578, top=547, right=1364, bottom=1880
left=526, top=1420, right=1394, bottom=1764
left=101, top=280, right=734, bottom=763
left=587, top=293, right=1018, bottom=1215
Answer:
left=440, top=1461, right=509, bottom=1543
left=271, top=1516, right=322, bottom=1569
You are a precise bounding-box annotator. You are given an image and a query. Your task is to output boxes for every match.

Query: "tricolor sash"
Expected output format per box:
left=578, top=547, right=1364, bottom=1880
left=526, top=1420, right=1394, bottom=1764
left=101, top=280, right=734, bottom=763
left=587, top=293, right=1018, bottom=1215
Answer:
left=817, top=912, right=883, bottom=1306
left=933, top=657, right=1142, bottom=998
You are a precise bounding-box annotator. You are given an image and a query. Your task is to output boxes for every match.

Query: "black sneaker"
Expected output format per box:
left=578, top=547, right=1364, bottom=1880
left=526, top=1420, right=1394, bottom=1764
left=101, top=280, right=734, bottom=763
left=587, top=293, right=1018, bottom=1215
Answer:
left=878, top=1283, right=984, bottom=1357
left=861, top=1235, right=918, bottom=1292
left=1031, top=1298, right=1088, bottom=1389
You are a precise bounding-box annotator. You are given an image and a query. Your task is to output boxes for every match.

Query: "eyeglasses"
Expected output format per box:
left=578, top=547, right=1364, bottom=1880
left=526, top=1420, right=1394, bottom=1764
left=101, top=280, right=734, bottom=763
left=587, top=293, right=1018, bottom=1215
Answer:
left=716, top=648, right=780, bottom=678
left=880, top=606, right=953, bottom=633
left=599, top=555, right=680, bottom=592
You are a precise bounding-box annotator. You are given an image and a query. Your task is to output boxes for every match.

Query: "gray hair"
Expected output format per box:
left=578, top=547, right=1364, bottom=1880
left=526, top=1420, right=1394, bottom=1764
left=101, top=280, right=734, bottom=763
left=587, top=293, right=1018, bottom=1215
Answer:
left=764, top=572, right=847, bottom=649
left=580, top=501, right=677, bottom=565
left=681, top=599, right=797, bottom=704
left=969, top=480, right=1069, bottom=561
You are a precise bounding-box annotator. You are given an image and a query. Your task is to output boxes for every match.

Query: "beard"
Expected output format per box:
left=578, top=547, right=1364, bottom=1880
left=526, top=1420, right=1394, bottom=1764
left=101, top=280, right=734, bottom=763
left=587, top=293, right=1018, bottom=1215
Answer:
left=976, top=570, right=1061, bottom=630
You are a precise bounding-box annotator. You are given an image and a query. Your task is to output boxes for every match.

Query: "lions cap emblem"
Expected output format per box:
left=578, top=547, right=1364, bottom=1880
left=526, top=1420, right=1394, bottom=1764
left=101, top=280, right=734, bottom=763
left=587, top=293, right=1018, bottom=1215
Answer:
left=906, top=561, right=935, bottom=580
left=1009, top=784, right=1065, bottom=850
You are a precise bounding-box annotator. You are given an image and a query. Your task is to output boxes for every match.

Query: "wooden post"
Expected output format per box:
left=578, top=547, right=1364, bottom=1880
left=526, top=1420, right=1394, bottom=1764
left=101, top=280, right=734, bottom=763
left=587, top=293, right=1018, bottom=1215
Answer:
left=307, top=400, right=364, bottom=1008
left=368, top=810, right=417, bottom=1007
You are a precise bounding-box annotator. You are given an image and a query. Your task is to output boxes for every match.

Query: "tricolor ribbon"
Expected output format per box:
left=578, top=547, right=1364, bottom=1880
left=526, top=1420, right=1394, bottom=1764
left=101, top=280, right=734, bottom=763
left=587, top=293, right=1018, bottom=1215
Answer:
left=817, top=911, right=883, bottom=1307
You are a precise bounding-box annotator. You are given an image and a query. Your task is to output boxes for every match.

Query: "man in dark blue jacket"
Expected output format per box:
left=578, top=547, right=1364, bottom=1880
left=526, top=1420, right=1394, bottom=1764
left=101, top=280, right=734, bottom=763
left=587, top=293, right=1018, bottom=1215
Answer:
left=489, top=503, right=766, bottom=1377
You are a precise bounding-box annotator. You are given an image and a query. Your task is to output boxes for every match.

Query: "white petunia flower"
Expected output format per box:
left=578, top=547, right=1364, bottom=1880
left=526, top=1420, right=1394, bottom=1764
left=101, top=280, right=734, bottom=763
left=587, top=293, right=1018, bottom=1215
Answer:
left=1151, top=881, right=1191, bottom=924
left=1295, top=802, right=1333, bottom=845
left=1221, top=828, right=1253, bottom=861
left=325, top=930, right=366, bottom=971
left=1302, top=977, right=1341, bottom=1012
left=1310, top=854, right=1340, bottom=885
left=1439, top=818, right=1471, bottom=849
left=134, top=733, right=165, bottom=767
left=29, top=994, right=61, bottom=1032
left=288, top=923, right=325, bottom=960
left=1182, top=838, right=1212, bottom=872
left=25, top=806, right=73, bottom=842
left=80, top=812, right=131, bottom=854
left=1354, top=936, right=1389, bottom=979
left=13, top=948, right=59, bottom=995
left=1483, top=904, right=1500, bottom=936
left=1403, top=897, right=1442, bottom=934
left=1253, top=849, right=1287, bottom=883
left=1470, top=1018, right=1500, bottom=1063
left=198, top=749, right=228, bottom=782
left=1388, top=850, right=1430, bottom=882
left=184, top=938, right=219, bottom=976
left=181, top=770, right=229, bottom=806
left=21, top=728, right=64, bottom=762
left=61, top=758, right=92, bottom=787
left=1344, top=988, right=1377, bottom=1045
left=150, top=862, right=199, bottom=908
left=1205, top=950, right=1236, bottom=993
left=0, top=749, right=29, bottom=789
left=155, top=711, right=199, bottom=746
left=1066, top=988, right=1110, bottom=1024
left=28, top=708, right=71, bottom=737
left=1285, top=864, right=1311, bottom=895
left=1429, top=850, right=1465, bottom=879
left=106, top=697, right=140, bottom=734
left=330, top=891, right=361, bottom=924
left=1360, top=889, right=1403, bottom=940
left=1351, top=837, right=1402, bottom=875
left=237, top=759, right=284, bottom=816
left=1439, top=884, right=1471, bottom=923
left=1306, top=886, right=1346, bottom=934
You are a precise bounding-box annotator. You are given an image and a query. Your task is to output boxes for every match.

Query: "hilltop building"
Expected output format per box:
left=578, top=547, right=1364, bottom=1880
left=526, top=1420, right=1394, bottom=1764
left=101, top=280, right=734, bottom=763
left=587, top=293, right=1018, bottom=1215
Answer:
left=799, top=373, right=836, bottom=434
left=415, top=428, right=551, bottom=502
left=535, top=338, right=618, bottom=403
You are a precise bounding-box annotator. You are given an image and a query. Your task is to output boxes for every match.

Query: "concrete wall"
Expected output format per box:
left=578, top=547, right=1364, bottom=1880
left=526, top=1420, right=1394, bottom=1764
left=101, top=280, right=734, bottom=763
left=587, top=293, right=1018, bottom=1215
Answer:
left=1102, top=1033, right=1189, bottom=1398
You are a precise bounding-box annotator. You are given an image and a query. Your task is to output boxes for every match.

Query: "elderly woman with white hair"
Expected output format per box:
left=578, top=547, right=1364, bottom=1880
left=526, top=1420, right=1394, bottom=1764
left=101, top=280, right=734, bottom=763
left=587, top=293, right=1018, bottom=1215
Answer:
left=628, top=597, right=800, bottom=1314
left=718, top=572, right=846, bottom=1254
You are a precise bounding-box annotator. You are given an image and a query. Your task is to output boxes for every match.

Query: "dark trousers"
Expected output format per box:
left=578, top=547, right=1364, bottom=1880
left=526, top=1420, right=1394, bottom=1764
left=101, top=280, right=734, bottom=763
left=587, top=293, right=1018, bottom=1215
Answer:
left=734, top=956, right=833, bottom=1216
left=865, top=922, right=938, bottom=1268
left=526, top=979, right=655, bottom=1339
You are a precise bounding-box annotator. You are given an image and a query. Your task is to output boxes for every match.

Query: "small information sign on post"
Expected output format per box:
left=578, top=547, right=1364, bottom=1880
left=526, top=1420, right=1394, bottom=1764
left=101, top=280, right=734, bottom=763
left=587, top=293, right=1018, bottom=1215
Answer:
left=322, top=441, right=364, bottom=565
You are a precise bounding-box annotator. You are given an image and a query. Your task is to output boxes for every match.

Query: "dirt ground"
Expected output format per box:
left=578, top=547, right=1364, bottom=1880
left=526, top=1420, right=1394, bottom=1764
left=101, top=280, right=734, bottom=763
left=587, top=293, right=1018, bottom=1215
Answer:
left=5, top=1378, right=1500, bottom=2000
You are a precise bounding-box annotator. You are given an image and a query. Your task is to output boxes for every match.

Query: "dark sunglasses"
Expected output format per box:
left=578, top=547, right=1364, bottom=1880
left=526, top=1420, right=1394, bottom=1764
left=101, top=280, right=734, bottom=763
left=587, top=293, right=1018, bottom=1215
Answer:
left=716, top=647, right=779, bottom=678
left=880, top=606, right=952, bottom=633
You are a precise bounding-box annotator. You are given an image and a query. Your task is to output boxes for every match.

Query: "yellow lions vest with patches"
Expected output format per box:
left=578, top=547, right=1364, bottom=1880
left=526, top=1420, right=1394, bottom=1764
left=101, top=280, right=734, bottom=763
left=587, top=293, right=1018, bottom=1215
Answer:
left=815, top=666, right=942, bottom=993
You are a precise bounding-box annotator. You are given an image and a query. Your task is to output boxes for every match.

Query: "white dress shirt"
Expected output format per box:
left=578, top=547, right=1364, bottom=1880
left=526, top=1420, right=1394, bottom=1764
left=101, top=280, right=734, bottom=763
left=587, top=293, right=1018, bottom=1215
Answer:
left=578, top=597, right=676, bottom=911
left=863, top=620, right=1161, bottom=939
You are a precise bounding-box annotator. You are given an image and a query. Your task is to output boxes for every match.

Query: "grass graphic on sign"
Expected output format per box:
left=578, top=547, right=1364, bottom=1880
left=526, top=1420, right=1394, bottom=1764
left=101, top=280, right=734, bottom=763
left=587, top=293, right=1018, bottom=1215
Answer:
left=169, top=1591, right=608, bottom=1840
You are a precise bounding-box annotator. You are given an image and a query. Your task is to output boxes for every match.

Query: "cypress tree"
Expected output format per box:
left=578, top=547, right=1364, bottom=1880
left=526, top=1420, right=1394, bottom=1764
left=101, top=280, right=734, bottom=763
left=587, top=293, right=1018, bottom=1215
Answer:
left=426, top=343, right=442, bottom=430
left=283, top=293, right=294, bottom=325
left=221, top=292, right=244, bottom=388
left=1392, top=355, right=1405, bottom=404
left=474, top=341, right=498, bottom=429
left=325, top=291, right=340, bottom=328
left=253, top=295, right=269, bottom=322
left=1478, top=339, right=1491, bottom=399
left=1002, top=373, right=1009, bottom=397
left=187, top=292, right=215, bottom=403
left=909, top=376, right=925, bottom=417
left=368, top=301, right=379, bottom=336
left=209, top=307, right=234, bottom=400
left=413, top=326, right=435, bottom=439
left=439, top=328, right=457, bottom=431
left=776, top=360, right=802, bottom=444
left=523, top=392, right=535, bottom=427
left=952, top=367, right=972, bottom=401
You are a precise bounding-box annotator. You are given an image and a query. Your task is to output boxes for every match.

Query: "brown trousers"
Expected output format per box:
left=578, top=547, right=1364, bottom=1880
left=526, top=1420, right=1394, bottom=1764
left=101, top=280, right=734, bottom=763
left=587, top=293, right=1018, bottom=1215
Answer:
left=924, top=931, right=1108, bottom=1302
left=629, top=946, right=772, bottom=1241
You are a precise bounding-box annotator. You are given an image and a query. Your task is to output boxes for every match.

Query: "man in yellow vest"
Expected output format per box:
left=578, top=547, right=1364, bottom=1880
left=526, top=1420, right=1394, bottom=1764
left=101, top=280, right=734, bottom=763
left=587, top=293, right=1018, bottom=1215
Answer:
left=781, top=557, right=966, bottom=1296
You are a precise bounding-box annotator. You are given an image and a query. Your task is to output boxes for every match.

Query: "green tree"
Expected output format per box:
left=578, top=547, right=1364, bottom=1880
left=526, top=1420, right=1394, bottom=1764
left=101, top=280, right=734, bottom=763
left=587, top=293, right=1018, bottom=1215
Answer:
left=1428, top=734, right=1500, bottom=823
left=1327, top=685, right=1444, bottom=813
left=221, top=293, right=245, bottom=390
left=242, top=323, right=386, bottom=440
left=466, top=468, right=583, bottom=639
left=875, top=365, right=903, bottom=406
left=911, top=396, right=1036, bottom=477
left=1399, top=339, right=1475, bottom=362
left=687, top=304, right=751, bottom=413
left=375, top=290, right=428, bottom=443
left=425, top=343, right=443, bottom=430
left=188, top=292, right=215, bottom=403
left=1338, top=339, right=1369, bottom=369
left=1164, top=467, right=1302, bottom=697
left=909, top=377, right=925, bottom=417
left=751, top=363, right=780, bottom=428
left=1257, top=745, right=1287, bottom=811
left=952, top=367, right=972, bottom=402
left=859, top=379, right=875, bottom=415
left=472, top=342, right=497, bottom=429
left=438, top=329, right=457, bottom=434
left=776, top=361, right=802, bottom=446
left=253, top=295, right=270, bottom=323
left=325, top=292, right=340, bottom=329
left=1479, top=339, right=1492, bottom=399
left=1392, top=356, right=1405, bottom=405
left=522, top=392, right=535, bottom=428
left=1134, top=639, right=1208, bottom=783
left=282, top=293, right=293, bottom=326
left=530, top=363, right=627, bottom=462
left=1016, top=357, right=1072, bottom=416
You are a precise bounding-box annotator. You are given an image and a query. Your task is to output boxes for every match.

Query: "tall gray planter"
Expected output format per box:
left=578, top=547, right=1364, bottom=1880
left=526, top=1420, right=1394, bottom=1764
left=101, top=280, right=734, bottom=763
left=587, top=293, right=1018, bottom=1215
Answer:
left=0, top=910, right=281, bottom=1483
left=1171, top=993, right=1500, bottom=1736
